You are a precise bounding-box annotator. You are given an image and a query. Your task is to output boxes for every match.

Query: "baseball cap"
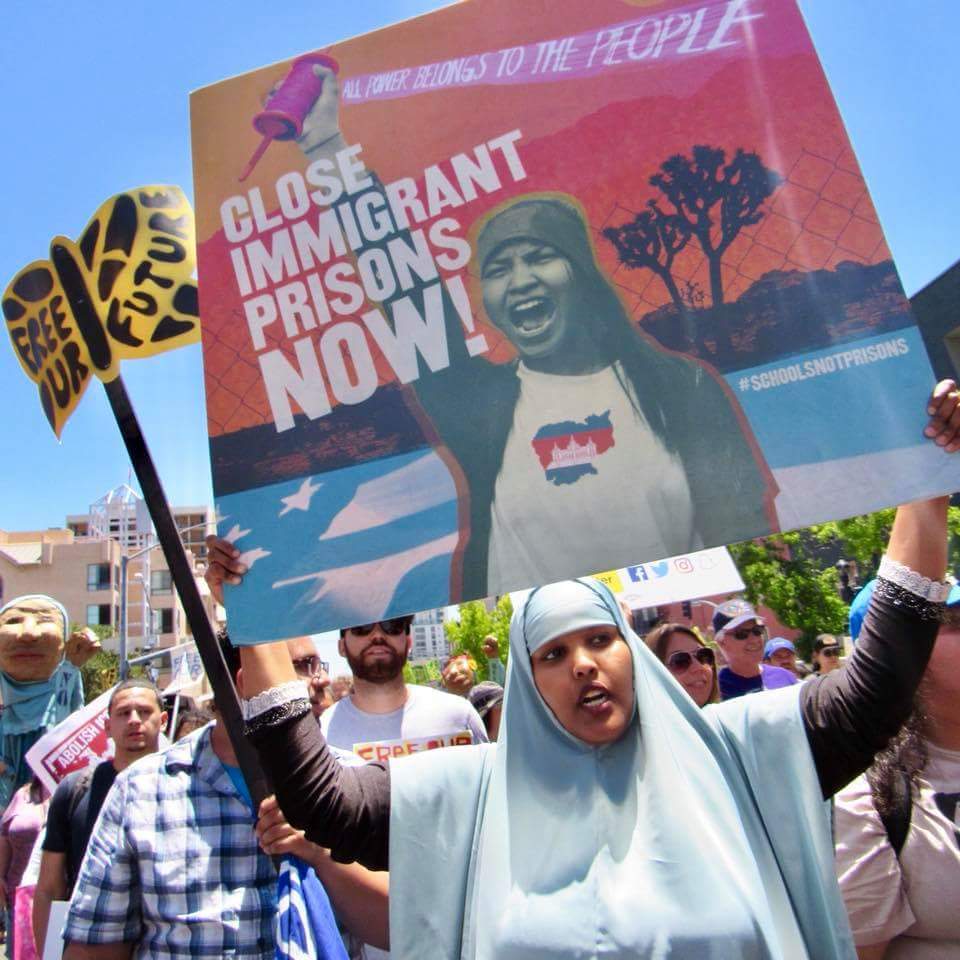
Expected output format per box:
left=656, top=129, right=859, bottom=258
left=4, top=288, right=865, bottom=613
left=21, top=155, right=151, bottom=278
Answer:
left=712, top=599, right=762, bottom=635
left=849, top=578, right=960, bottom=641
left=467, top=681, right=504, bottom=718
left=763, top=637, right=795, bottom=659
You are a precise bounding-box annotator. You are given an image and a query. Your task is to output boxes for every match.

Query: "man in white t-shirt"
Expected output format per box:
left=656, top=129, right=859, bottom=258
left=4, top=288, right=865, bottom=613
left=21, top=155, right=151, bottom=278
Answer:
left=320, top=616, right=487, bottom=958
left=322, top=616, right=487, bottom=763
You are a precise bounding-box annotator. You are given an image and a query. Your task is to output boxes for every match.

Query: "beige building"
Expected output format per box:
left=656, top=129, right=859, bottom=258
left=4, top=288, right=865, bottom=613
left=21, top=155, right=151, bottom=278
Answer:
left=0, top=529, right=123, bottom=651
left=4, top=487, right=220, bottom=680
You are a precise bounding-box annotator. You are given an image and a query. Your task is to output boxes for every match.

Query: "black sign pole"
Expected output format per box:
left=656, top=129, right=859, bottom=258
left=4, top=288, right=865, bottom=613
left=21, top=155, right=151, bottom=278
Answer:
left=103, top=375, right=271, bottom=809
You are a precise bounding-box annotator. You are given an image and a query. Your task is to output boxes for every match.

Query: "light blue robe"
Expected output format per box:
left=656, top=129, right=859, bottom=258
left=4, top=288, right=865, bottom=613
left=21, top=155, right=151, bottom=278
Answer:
left=390, top=580, right=854, bottom=959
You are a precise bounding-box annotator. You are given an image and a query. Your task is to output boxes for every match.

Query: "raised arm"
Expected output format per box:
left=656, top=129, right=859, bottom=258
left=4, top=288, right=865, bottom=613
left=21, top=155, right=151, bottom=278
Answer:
left=238, top=641, right=391, bottom=870
left=801, top=380, right=960, bottom=796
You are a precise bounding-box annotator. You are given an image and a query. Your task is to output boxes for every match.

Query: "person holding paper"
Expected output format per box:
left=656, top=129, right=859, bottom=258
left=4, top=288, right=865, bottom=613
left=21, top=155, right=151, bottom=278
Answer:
left=228, top=378, right=960, bottom=960
left=59, top=637, right=281, bottom=960
left=834, top=579, right=960, bottom=958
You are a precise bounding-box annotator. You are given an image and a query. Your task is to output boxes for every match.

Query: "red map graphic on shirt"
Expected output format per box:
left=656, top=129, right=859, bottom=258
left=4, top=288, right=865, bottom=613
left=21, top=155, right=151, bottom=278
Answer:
left=530, top=412, right=615, bottom=485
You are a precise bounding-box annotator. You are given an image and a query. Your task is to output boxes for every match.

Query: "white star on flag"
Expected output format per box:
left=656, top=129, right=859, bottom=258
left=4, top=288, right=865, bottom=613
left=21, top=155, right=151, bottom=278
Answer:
left=223, top=523, right=251, bottom=544
left=238, top=546, right=272, bottom=570
left=279, top=477, right=322, bottom=517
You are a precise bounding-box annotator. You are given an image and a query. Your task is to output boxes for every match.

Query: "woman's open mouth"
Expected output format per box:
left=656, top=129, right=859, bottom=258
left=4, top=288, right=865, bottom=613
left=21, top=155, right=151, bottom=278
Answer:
left=508, top=297, right=555, bottom=337
left=579, top=684, right=613, bottom=715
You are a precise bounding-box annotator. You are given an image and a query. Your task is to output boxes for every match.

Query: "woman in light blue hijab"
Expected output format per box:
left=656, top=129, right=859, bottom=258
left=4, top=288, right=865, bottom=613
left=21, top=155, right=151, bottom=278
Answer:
left=389, top=577, right=845, bottom=958
left=240, top=495, right=952, bottom=959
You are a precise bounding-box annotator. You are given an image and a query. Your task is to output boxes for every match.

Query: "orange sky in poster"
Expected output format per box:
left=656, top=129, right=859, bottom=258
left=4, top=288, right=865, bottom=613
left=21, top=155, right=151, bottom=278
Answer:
left=192, top=0, right=890, bottom=439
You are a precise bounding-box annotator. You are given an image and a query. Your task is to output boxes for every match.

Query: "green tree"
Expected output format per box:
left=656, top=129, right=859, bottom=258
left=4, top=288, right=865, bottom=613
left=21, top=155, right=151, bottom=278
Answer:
left=79, top=650, right=124, bottom=704
left=728, top=533, right=848, bottom=658
left=729, top=504, right=960, bottom=659
left=72, top=625, right=149, bottom=704
left=814, top=506, right=960, bottom=579
left=444, top=596, right=513, bottom=680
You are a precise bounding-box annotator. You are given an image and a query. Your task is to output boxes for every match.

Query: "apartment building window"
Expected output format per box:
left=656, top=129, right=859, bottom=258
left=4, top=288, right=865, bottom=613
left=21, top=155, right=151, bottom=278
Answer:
left=86, top=604, right=112, bottom=626
left=153, top=608, right=175, bottom=635
left=87, top=563, right=111, bottom=591
left=150, top=570, right=173, bottom=594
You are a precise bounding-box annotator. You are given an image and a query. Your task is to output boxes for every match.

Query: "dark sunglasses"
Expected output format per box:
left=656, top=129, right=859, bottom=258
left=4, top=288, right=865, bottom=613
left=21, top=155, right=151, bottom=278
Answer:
left=819, top=646, right=840, bottom=658
left=348, top=619, right=408, bottom=637
left=666, top=648, right=716, bottom=671
left=729, top=626, right=766, bottom=641
left=291, top=655, right=323, bottom=678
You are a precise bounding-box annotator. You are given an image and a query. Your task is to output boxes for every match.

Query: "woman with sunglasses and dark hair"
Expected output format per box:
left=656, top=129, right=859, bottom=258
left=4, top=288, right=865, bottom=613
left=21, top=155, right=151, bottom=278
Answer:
left=645, top=622, right=719, bottom=707
left=812, top=634, right=843, bottom=675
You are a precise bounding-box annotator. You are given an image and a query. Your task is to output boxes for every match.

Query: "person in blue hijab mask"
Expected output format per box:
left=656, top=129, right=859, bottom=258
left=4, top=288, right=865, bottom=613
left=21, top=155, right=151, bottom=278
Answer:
left=234, top=473, right=957, bottom=959
left=0, top=596, right=99, bottom=808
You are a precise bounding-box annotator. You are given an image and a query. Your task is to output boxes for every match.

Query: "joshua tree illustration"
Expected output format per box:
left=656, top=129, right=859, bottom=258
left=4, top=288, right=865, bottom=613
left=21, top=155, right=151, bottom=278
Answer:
left=603, top=202, right=690, bottom=310
left=606, top=145, right=782, bottom=311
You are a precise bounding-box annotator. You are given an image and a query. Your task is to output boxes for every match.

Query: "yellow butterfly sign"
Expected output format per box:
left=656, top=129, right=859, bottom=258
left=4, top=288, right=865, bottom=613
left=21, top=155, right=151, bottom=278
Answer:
left=2, top=185, right=200, bottom=437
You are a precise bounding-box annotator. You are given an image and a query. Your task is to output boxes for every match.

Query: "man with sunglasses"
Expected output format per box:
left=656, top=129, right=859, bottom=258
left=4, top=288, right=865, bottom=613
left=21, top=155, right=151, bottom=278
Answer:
left=713, top=599, right=797, bottom=700
left=202, top=545, right=488, bottom=766
left=320, top=617, right=487, bottom=960
left=322, top=617, right=488, bottom=770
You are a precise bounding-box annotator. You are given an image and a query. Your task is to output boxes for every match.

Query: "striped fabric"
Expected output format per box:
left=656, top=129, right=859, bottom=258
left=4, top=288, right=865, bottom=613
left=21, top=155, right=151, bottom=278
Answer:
left=64, top=727, right=276, bottom=959
left=275, top=856, right=348, bottom=960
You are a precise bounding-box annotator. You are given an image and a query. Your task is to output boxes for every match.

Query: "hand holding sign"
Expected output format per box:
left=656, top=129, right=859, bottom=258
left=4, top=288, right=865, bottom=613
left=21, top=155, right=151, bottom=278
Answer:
left=205, top=534, right=248, bottom=605
left=924, top=379, right=960, bottom=453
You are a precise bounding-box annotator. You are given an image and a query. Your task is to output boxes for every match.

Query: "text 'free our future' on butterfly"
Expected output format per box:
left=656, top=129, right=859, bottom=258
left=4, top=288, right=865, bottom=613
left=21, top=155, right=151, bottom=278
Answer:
left=2, top=185, right=200, bottom=437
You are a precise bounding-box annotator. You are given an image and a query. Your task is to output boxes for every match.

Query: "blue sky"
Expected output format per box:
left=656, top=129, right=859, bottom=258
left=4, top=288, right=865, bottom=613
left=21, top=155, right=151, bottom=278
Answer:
left=2, top=0, right=958, bottom=535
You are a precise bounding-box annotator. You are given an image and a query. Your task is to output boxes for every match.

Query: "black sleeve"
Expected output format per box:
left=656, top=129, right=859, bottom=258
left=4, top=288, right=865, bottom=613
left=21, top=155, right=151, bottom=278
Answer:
left=248, top=709, right=392, bottom=871
left=800, top=580, right=939, bottom=799
left=41, top=775, right=75, bottom=853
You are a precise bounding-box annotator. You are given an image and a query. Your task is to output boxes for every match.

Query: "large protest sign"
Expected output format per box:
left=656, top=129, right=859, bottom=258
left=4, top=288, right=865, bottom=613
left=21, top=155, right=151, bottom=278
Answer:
left=192, top=0, right=958, bottom=643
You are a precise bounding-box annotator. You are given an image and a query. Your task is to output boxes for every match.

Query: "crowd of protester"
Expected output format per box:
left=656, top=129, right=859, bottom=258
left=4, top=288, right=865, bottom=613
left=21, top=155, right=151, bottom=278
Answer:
left=0, top=381, right=956, bottom=959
